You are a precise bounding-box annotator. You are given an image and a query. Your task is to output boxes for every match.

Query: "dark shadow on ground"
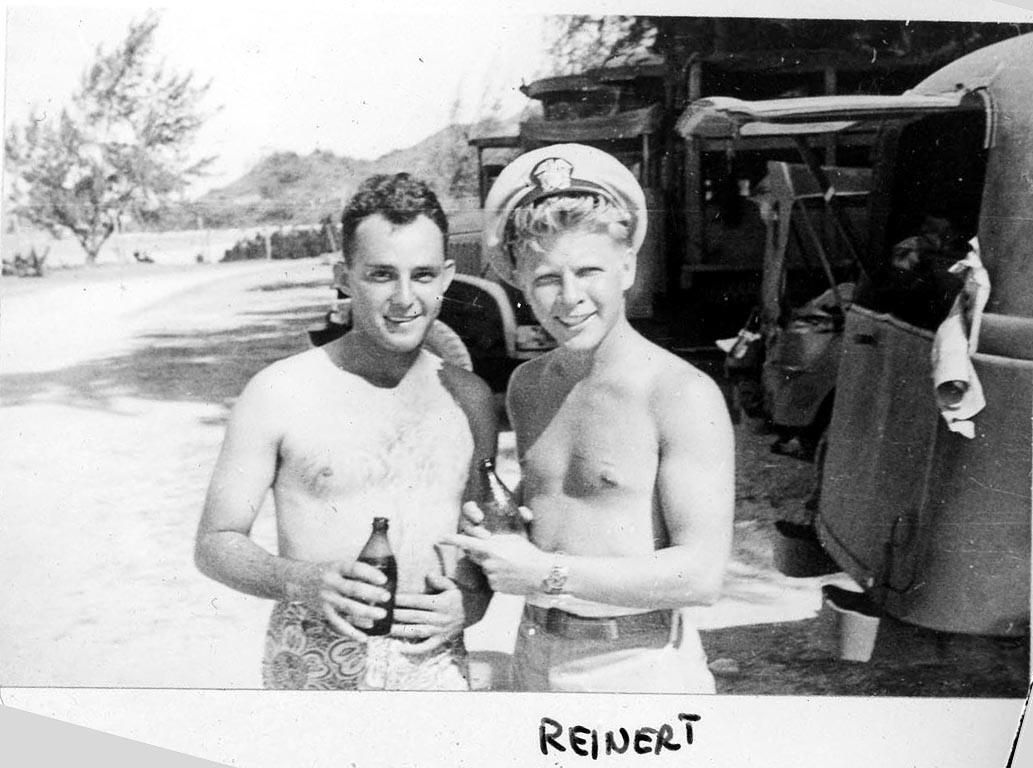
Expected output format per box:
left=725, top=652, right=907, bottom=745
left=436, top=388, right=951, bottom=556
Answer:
left=714, top=423, right=1032, bottom=698
left=701, top=608, right=1029, bottom=697
left=0, top=300, right=331, bottom=418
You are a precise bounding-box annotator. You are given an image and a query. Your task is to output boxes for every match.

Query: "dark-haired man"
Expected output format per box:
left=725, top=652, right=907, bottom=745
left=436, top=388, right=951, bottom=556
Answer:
left=195, top=173, right=496, bottom=690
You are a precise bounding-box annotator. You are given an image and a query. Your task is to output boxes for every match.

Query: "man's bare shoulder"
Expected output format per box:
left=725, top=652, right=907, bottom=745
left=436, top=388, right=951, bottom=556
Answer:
left=438, top=360, right=494, bottom=411
left=608, top=336, right=727, bottom=417
left=505, top=353, right=553, bottom=411
left=437, top=359, right=498, bottom=459
left=639, top=344, right=732, bottom=440
left=217, top=348, right=331, bottom=449
left=658, top=357, right=726, bottom=409
left=236, top=347, right=329, bottom=406
left=508, top=353, right=552, bottom=395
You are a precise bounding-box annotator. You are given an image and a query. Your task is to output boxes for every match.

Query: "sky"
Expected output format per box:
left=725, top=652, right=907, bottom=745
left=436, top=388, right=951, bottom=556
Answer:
left=4, top=1, right=1033, bottom=197
left=3, top=4, right=555, bottom=195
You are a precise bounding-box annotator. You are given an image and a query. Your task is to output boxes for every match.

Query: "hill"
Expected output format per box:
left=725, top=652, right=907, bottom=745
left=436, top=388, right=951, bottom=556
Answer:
left=177, top=115, right=519, bottom=229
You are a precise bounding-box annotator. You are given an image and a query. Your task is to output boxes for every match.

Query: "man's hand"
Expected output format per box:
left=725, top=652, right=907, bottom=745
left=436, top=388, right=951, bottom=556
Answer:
left=287, top=559, right=392, bottom=640
left=440, top=532, right=550, bottom=595
left=391, top=572, right=465, bottom=653
left=459, top=500, right=534, bottom=538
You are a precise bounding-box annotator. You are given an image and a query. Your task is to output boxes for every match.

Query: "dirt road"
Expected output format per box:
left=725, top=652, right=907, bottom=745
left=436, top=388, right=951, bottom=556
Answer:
left=0, top=257, right=1026, bottom=696
left=1, top=259, right=329, bottom=687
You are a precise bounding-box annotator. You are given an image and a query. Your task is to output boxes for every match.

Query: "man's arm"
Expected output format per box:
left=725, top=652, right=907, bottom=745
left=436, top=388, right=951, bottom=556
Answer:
left=441, top=364, right=500, bottom=504
left=194, top=366, right=389, bottom=635
left=558, top=369, right=734, bottom=607
left=444, top=368, right=734, bottom=610
left=444, top=364, right=498, bottom=626
left=504, top=358, right=537, bottom=462
left=195, top=366, right=301, bottom=598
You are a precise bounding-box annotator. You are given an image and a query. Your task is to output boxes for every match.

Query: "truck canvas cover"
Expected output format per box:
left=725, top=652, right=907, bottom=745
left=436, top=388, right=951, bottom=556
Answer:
left=676, top=91, right=971, bottom=140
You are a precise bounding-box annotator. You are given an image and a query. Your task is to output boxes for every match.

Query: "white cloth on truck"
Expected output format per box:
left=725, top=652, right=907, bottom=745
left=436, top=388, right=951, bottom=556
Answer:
left=931, top=238, right=990, bottom=439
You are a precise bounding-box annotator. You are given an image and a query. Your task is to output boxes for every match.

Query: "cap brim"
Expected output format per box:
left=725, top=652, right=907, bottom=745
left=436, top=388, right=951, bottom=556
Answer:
left=481, top=144, right=648, bottom=285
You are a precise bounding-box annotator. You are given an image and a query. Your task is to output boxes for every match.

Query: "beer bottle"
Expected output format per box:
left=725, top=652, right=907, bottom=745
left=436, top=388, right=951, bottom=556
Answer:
left=476, top=457, right=526, bottom=534
left=356, top=517, right=397, bottom=636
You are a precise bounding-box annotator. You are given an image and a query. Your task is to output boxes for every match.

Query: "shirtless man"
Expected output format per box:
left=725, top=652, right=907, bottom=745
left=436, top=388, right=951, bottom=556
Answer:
left=443, top=144, right=734, bottom=693
left=195, top=173, right=495, bottom=690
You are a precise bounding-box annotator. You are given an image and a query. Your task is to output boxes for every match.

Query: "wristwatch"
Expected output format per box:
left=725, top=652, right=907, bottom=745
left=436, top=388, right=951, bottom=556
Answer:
left=542, top=554, right=569, bottom=595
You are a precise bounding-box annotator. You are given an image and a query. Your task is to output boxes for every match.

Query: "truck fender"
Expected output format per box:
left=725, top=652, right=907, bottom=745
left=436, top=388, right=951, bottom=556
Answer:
left=446, top=274, right=519, bottom=357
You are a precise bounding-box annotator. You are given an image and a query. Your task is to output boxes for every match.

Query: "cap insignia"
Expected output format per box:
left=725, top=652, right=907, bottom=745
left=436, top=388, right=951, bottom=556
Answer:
left=530, top=157, right=574, bottom=194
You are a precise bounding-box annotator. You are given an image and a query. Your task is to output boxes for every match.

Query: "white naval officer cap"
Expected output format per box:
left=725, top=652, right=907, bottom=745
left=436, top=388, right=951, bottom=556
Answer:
left=481, top=143, right=647, bottom=285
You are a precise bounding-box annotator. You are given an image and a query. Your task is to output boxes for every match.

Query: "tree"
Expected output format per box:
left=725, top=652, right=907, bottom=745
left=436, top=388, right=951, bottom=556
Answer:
left=546, top=15, right=1031, bottom=78
left=546, top=15, right=658, bottom=73
left=4, top=13, right=213, bottom=263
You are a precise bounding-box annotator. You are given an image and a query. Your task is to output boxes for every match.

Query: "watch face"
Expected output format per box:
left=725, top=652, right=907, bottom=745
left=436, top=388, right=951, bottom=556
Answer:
left=544, top=564, right=569, bottom=594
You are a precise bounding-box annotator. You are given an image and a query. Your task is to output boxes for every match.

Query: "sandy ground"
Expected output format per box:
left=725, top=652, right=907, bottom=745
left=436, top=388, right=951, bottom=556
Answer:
left=1, top=258, right=347, bottom=685
left=0, top=256, right=1026, bottom=695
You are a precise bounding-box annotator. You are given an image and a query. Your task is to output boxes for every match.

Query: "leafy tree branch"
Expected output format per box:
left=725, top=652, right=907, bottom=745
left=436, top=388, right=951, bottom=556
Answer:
left=4, top=12, right=215, bottom=263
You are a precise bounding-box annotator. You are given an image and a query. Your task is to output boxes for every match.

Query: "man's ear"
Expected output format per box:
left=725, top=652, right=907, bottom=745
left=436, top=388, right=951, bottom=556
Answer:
left=340, top=258, right=357, bottom=293
left=620, top=247, right=637, bottom=292
left=513, top=264, right=534, bottom=299
left=333, top=259, right=352, bottom=296
left=440, top=259, right=457, bottom=297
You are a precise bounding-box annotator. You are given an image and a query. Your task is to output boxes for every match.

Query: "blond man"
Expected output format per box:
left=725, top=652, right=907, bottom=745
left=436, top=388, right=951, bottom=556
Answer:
left=445, top=145, right=734, bottom=693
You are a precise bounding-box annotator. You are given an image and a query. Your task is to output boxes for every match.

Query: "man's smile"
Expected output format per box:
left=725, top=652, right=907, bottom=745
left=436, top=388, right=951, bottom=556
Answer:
left=555, top=312, right=596, bottom=329
left=385, top=312, right=423, bottom=326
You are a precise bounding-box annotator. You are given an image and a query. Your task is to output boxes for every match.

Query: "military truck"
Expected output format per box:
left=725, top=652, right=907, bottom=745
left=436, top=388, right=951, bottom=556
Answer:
left=439, top=53, right=942, bottom=390
left=313, top=53, right=953, bottom=391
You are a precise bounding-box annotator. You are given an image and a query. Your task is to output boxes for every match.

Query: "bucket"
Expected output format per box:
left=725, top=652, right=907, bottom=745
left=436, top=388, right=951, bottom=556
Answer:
left=773, top=520, right=840, bottom=578
left=823, top=585, right=881, bottom=662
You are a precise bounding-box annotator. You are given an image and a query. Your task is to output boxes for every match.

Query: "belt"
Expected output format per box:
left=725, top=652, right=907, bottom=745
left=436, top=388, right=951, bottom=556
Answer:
left=523, top=604, right=672, bottom=641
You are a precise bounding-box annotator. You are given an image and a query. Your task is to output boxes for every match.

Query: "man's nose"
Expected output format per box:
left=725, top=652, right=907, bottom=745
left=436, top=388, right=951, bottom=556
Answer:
left=560, top=269, right=584, bottom=305
left=391, top=277, right=414, bottom=306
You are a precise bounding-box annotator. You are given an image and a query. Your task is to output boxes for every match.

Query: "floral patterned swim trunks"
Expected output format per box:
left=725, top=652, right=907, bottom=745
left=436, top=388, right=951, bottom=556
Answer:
left=262, top=601, right=469, bottom=690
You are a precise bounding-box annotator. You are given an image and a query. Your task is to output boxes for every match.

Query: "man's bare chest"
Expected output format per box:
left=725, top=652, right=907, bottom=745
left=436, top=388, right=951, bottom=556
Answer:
left=520, top=393, right=658, bottom=498
left=277, top=387, right=472, bottom=500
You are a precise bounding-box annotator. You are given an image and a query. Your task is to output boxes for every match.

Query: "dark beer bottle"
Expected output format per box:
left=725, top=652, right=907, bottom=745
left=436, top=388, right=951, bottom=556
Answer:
left=356, top=517, right=397, bottom=636
left=476, top=457, right=526, bottom=534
